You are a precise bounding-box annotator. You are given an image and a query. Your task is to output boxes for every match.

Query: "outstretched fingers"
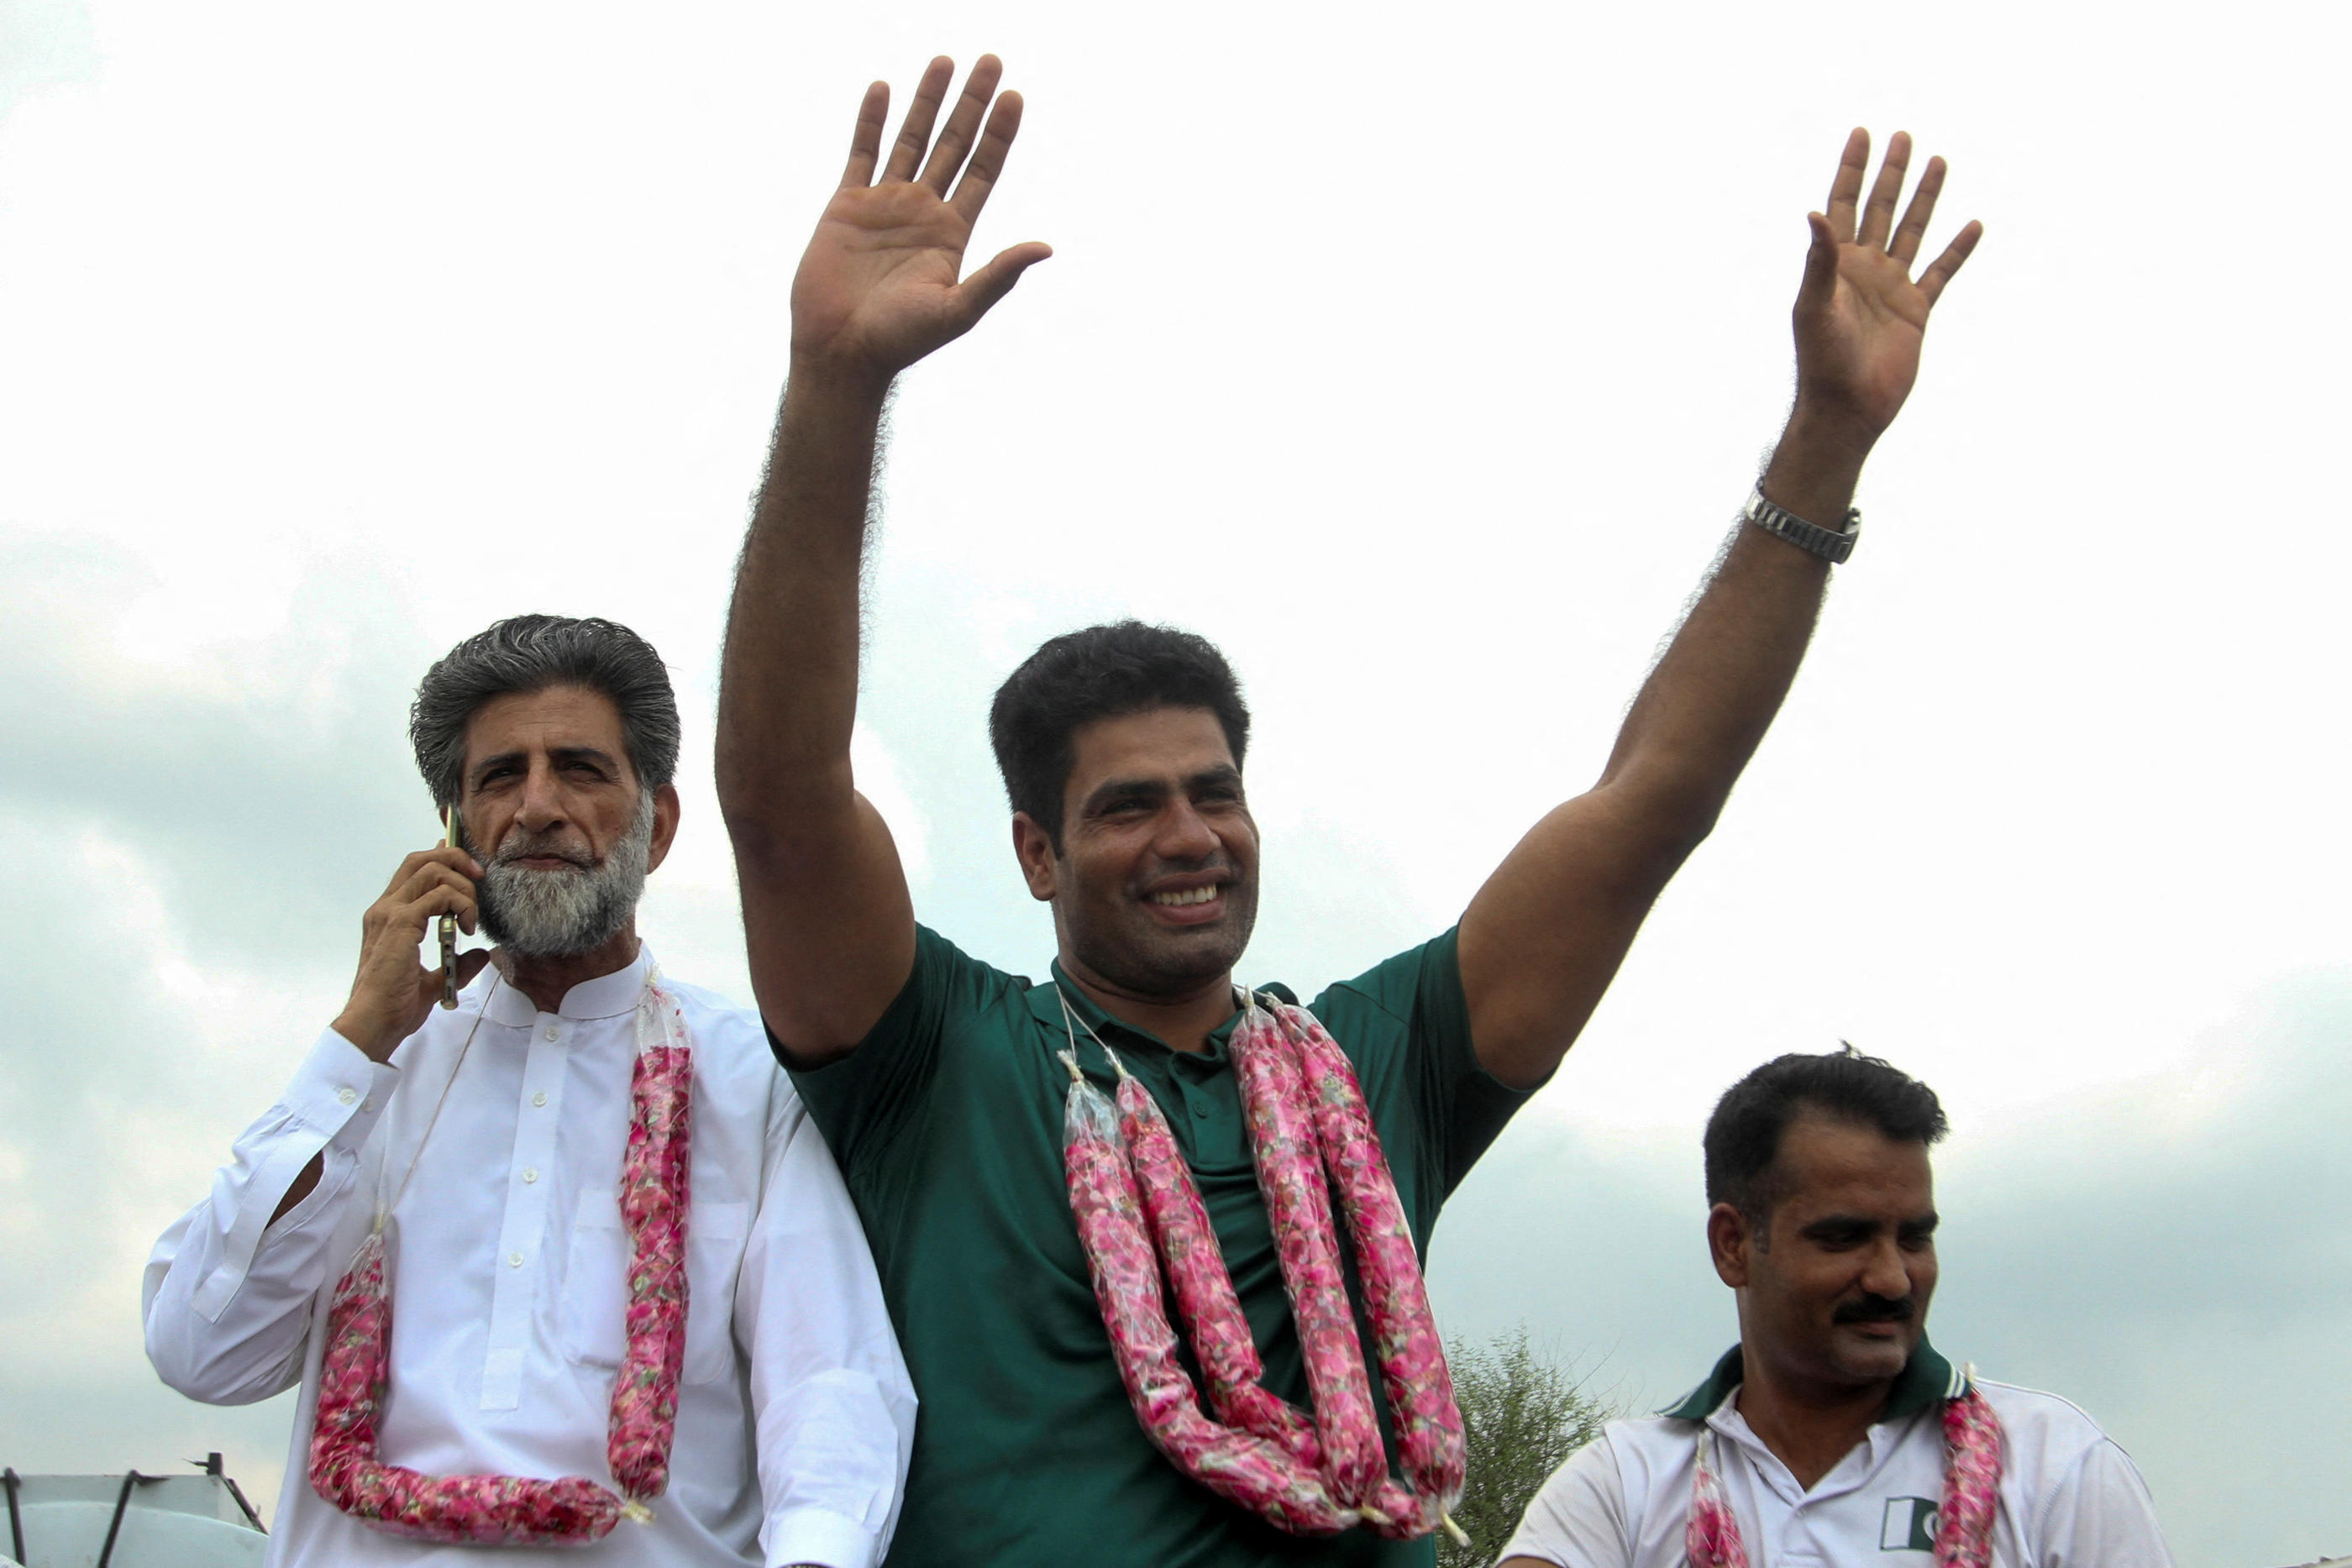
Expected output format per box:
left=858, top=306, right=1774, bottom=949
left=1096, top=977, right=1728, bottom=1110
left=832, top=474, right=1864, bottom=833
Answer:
left=1915, top=218, right=1984, bottom=307
left=919, top=55, right=1005, bottom=195
left=881, top=56, right=956, bottom=183
left=949, top=91, right=1026, bottom=223
left=840, top=81, right=890, bottom=188
left=1887, top=155, right=1946, bottom=266
left=1857, top=130, right=1912, bottom=249
left=1824, top=128, right=1871, bottom=244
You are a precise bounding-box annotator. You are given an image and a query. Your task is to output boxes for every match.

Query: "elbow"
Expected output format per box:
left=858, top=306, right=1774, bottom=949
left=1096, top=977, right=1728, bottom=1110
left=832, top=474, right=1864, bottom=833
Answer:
left=1595, top=769, right=1726, bottom=879
left=144, top=1312, right=302, bottom=1408
left=717, top=755, right=854, bottom=845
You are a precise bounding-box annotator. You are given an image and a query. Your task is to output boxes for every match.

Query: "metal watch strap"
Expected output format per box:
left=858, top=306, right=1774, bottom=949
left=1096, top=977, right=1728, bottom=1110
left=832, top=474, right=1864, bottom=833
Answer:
left=1742, top=485, right=1861, bottom=564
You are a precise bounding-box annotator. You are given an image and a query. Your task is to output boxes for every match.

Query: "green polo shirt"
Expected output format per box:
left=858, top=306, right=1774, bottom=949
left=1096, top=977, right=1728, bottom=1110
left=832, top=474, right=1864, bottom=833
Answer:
left=784, top=923, right=1534, bottom=1568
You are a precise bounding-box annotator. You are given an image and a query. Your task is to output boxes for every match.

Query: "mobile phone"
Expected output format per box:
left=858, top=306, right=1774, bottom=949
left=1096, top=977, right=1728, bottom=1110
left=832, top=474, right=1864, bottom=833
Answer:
left=440, top=806, right=462, bottom=1009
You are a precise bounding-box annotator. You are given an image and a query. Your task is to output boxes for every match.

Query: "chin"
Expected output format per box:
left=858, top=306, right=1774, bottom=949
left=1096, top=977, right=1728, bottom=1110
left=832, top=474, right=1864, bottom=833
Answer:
left=1829, top=1330, right=1916, bottom=1384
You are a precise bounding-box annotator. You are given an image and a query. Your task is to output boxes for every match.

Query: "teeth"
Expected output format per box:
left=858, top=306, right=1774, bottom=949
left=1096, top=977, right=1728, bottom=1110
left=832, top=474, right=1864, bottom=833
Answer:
left=1150, top=886, right=1221, bottom=907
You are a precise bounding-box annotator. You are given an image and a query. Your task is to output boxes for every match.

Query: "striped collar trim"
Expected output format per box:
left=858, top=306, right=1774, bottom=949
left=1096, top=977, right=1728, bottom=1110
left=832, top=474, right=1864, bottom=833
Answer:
left=1661, top=1338, right=1963, bottom=1423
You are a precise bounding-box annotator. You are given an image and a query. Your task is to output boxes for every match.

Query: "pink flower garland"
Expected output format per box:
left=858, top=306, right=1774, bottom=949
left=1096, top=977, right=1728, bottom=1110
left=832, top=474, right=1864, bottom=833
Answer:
left=1057, top=989, right=1466, bottom=1542
left=1684, top=1381, right=2006, bottom=1568
left=307, top=976, right=693, bottom=1545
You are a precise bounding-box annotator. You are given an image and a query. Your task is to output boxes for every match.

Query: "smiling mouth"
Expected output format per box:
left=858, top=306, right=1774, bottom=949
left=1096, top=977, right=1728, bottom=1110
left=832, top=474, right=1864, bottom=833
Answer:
left=1147, top=886, right=1222, bottom=908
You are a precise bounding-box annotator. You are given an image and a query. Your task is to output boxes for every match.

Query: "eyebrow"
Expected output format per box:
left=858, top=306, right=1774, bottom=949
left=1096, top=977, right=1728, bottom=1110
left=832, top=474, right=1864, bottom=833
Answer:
left=1079, top=764, right=1243, bottom=816
left=468, top=745, right=623, bottom=786
left=1797, top=1211, right=1940, bottom=1240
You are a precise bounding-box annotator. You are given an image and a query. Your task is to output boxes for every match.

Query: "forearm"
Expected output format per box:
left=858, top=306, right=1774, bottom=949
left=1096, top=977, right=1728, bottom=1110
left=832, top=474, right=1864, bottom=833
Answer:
left=144, top=1032, right=396, bottom=1401
left=1595, top=406, right=1872, bottom=837
left=717, top=359, right=893, bottom=826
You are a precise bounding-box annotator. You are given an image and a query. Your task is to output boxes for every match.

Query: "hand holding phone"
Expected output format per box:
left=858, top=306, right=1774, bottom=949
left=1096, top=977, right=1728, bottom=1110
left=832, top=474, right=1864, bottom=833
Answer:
left=330, top=836, right=482, bottom=1063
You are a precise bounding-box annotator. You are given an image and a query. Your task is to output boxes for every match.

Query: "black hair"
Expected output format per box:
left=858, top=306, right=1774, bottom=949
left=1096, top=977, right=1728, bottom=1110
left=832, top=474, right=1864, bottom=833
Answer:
left=409, top=615, right=680, bottom=809
left=987, top=620, right=1251, bottom=848
left=1703, top=1046, right=1949, bottom=1225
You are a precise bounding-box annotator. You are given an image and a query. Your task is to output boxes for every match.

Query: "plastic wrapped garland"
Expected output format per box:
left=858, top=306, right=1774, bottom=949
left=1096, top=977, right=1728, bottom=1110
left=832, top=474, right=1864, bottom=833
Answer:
left=1055, top=986, right=1469, bottom=1544
left=308, top=977, right=693, bottom=1544
left=1060, top=1058, right=1359, bottom=1534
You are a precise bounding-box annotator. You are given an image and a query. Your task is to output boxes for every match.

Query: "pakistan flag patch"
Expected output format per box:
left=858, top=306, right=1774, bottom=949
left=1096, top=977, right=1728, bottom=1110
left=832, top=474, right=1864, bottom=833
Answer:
left=1881, top=1497, right=1938, bottom=1551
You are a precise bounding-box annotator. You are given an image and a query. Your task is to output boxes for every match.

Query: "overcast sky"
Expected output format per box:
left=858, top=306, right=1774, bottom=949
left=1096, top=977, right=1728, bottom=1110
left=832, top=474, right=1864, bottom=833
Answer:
left=3, top=2, right=2347, bottom=1565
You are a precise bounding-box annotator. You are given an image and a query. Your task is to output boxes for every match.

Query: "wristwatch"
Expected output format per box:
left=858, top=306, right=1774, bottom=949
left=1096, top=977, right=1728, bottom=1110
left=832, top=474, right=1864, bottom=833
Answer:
left=1742, top=485, right=1861, bottom=564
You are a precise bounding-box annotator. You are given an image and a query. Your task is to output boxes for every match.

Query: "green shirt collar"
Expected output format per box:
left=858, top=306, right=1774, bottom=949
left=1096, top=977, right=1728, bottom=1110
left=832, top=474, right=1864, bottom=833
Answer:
left=1029, top=966, right=1296, bottom=1064
left=1660, top=1337, right=1962, bottom=1423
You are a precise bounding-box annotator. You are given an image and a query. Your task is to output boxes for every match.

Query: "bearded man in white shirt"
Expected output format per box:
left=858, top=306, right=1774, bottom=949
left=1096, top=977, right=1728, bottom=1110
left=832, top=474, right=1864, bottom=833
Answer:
left=144, top=614, right=916, bottom=1568
left=1501, top=1050, right=2174, bottom=1568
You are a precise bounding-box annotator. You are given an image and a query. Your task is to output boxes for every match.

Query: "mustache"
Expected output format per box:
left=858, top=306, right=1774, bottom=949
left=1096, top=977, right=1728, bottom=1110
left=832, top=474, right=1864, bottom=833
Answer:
left=1832, top=1293, right=1914, bottom=1325
left=482, top=827, right=595, bottom=870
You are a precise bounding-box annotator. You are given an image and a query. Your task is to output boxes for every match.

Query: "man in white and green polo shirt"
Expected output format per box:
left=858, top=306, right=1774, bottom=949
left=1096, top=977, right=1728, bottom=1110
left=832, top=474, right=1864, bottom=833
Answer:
left=1502, top=1051, right=2173, bottom=1568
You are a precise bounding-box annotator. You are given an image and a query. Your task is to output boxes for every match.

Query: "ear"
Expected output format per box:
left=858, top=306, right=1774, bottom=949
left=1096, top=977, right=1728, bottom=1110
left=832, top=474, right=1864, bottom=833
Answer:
left=1011, top=812, right=1058, bottom=902
left=644, top=783, right=684, bottom=874
left=1708, top=1202, right=1756, bottom=1288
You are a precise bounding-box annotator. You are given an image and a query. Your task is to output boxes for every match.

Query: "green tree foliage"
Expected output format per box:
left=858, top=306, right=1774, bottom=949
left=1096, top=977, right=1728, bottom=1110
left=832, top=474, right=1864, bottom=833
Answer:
left=1438, top=1325, right=1615, bottom=1568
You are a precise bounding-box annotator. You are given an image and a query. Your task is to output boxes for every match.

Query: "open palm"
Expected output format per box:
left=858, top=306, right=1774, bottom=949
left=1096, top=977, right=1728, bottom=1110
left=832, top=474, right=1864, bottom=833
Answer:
left=1792, top=129, right=1982, bottom=440
left=791, top=56, right=1052, bottom=379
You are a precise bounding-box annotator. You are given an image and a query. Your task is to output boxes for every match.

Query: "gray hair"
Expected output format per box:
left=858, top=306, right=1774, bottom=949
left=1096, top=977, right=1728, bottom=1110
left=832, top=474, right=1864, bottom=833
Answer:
left=408, top=615, right=681, bottom=808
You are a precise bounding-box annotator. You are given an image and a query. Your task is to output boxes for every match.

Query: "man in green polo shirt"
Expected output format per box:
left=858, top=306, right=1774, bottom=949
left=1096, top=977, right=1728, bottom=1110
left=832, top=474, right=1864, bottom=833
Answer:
left=715, top=54, right=1982, bottom=1568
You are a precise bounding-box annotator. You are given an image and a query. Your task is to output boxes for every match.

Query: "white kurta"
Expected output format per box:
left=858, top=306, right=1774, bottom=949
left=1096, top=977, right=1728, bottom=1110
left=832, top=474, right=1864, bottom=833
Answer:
left=142, top=946, right=915, bottom=1568
left=1502, top=1377, right=2173, bottom=1568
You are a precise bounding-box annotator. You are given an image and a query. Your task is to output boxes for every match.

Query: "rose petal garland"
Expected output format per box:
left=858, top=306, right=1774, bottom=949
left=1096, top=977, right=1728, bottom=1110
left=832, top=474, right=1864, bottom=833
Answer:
left=1114, top=1073, right=1325, bottom=1471
left=1683, top=1429, right=1751, bottom=1568
left=1273, top=1004, right=1466, bottom=1535
left=1935, top=1382, right=2003, bottom=1565
left=1225, top=1009, right=1390, bottom=1509
left=1061, top=1062, right=1358, bottom=1535
left=1056, top=989, right=1466, bottom=1542
left=307, top=974, right=692, bottom=1544
left=1684, top=1380, right=2006, bottom=1568
left=608, top=981, right=693, bottom=1500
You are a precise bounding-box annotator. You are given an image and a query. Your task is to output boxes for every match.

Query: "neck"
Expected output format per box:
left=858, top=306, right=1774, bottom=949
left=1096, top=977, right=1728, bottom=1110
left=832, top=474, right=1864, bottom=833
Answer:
left=1057, top=952, right=1236, bottom=1055
left=495, top=925, right=642, bottom=1015
left=1731, top=1342, right=1893, bottom=1492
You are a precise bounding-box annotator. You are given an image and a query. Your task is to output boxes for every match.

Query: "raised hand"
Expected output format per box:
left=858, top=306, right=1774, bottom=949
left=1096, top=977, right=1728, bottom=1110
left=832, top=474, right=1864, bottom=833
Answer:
left=1790, top=129, right=1982, bottom=447
left=790, top=55, right=1053, bottom=385
left=331, top=847, right=491, bottom=1062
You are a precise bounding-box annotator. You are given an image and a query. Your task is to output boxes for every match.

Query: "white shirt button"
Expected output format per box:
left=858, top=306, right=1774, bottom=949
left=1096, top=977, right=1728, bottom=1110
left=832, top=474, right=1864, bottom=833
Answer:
left=522, top=1167, right=538, bottom=1183
left=543, top=1026, right=559, bottom=1041
left=507, top=1251, right=524, bottom=1267
left=336, top=1087, right=357, bottom=1105
left=532, top=1091, right=549, bottom=1108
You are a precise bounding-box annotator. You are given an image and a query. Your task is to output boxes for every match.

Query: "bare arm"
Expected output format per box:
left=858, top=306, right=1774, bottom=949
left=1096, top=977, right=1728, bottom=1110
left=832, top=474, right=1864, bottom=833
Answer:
left=1461, top=129, right=1982, bottom=1089
left=719, top=56, right=1050, bottom=1065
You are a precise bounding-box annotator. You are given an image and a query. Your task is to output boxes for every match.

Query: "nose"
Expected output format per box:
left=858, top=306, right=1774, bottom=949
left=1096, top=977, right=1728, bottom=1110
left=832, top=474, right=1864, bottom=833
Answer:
left=514, top=758, right=568, bottom=832
left=1860, top=1235, right=1913, bottom=1303
left=1154, top=796, right=1221, bottom=862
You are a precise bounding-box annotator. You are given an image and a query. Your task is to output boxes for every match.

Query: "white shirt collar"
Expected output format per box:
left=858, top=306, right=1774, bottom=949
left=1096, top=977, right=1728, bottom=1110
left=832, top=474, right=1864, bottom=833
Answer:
left=470, top=941, right=655, bottom=1026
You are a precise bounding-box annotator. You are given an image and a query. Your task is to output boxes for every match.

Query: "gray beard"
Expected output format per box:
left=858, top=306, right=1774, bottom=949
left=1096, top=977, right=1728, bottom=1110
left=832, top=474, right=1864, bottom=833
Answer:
left=474, top=792, right=654, bottom=957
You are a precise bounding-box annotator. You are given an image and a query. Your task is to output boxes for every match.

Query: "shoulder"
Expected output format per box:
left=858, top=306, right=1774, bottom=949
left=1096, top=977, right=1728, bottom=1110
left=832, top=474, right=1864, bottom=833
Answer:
left=1504, top=1428, right=1643, bottom=1565
left=1973, top=1378, right=2134, bottom=1487
left=1587, top=1413, right=1698, bottom=1499
left=660, top=974, right=793, bottom=1103
left=1309, top=929, right=1457, bottom=1020
left=663, top=974, right=772, bottom=1056
left=1301, top=931, right=1466, bottom=1070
